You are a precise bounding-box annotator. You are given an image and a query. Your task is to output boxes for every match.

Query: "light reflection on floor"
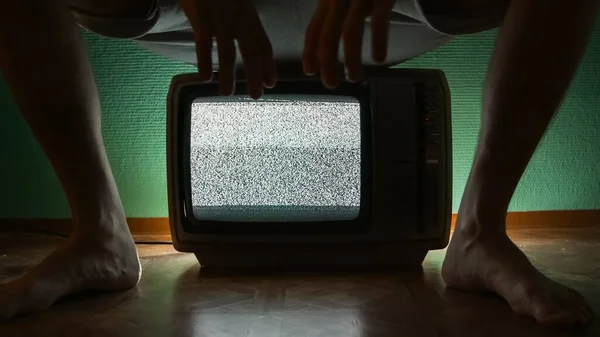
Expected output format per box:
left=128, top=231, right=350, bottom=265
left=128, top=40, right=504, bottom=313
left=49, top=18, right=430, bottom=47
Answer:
left=1, top=228, right=599, bottom=337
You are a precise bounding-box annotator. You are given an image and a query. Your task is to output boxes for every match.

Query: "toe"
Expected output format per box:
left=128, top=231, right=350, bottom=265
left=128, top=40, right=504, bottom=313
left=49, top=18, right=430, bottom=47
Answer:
left=564, top=288, right=593, bottom=324
left=0, top=292, right=18, bottom=321
left=573, top=301, right=593, bottom=324
left=1, top=280, right=60, bottom=320
left=566, top=287, right=589, bottom=306
left=533, top=299, right=578, bottom=326
left=537, top=311, right=577, bottom=326
left=535, top=303, right=588, bottom=326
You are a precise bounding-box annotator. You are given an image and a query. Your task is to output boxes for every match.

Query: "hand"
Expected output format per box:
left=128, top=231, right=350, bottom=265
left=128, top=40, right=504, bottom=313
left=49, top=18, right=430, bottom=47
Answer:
left=182, top=0, right=276, bottom=99
left=303, top=0, right=394, bottom=88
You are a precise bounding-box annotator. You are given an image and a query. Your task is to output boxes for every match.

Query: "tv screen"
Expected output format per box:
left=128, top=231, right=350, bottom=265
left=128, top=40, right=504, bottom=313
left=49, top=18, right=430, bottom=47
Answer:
left=189, top=94, right=362, bottom=223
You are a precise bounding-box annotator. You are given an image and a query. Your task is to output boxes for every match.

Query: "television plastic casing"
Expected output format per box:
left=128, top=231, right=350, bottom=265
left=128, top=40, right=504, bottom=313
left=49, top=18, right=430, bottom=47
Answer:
left=167, top=67, right=452, bottom=268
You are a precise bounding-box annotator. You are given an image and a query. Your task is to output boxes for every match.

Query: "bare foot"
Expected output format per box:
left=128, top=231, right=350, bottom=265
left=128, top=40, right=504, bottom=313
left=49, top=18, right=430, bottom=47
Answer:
left=0, top=227, right=141, bottom=320
left=442, top=222, right=592, bottom=325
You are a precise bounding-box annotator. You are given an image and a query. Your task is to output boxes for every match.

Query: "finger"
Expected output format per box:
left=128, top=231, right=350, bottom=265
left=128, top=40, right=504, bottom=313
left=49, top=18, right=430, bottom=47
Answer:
left=320, top=0, right=350, bottom=89
left=215, top=23, right=236, bottom=96
left=194, top=24, right=214, bottom=82
left=371, top=0, right=393, bottom=64
left=303, top=0, right=330, bottom=76
left=248, top=9, right=276, bottom=89
left=217, top=38, right=236, bottom=96
left=237, top=30, right=263, bottom=99
left=182, top=0, right=214, bottom=81
left=261, top=35, right=277, bottom=89
left=342, top=0, right=370, bottom=82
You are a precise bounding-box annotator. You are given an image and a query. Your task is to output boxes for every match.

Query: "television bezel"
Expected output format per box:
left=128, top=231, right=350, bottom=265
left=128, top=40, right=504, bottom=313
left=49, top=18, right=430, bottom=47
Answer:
left=172, top=77, right=374, bottom=235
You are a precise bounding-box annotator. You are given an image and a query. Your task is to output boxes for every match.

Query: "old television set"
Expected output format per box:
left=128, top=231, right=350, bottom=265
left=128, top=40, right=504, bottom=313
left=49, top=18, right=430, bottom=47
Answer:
left=167, top=67, right=451, bottom=268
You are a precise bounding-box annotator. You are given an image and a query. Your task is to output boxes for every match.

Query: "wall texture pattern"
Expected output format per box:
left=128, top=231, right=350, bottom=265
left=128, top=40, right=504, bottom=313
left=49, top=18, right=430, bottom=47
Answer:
left=1, top=22, right=599, bottom=218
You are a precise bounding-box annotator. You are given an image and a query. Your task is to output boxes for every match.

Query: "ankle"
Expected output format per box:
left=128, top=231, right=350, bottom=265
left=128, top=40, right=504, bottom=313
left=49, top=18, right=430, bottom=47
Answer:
left=71, top=208, right=131, bottom=243
left=455, top=206, right=507, bottom=241
left=457, top=185, right=510, bottom=240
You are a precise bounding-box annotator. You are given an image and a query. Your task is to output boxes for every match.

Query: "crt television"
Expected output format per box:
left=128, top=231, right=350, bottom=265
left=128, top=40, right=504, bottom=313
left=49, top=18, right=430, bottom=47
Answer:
left=167, top=67, right=451, bottom=268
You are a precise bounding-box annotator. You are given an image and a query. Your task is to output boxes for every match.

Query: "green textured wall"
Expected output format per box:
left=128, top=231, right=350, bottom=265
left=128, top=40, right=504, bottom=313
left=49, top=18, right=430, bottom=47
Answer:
left=1, top=24, right=600, bottom=218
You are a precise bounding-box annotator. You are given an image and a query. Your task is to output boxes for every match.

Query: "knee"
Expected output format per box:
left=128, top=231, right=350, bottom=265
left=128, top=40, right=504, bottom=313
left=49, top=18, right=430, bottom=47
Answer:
left=420, top=0, right=510, bottom=15
left=64, top=0, right=154, bottom=17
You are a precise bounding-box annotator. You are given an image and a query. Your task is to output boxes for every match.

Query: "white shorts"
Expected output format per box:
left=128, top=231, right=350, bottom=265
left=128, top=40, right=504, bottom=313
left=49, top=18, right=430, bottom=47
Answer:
left=71, top=0, right=505, bottom=67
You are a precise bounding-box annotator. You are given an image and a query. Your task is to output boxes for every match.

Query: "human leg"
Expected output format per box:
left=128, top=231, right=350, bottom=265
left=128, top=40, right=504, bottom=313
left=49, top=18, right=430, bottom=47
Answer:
left=0, top=0, right=140, bottom=320
left=441, top=0, right=598, bottom=325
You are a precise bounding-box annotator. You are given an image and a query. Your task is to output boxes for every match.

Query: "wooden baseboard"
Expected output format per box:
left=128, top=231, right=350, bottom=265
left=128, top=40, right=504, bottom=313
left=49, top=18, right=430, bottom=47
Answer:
left=1, top=210, right=598, bottom=243
left=0, top=218, right=173, bottom=243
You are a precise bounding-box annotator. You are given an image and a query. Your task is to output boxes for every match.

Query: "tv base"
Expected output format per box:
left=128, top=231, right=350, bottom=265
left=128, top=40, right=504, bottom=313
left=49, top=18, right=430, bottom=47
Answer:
left=191, top=244, right=429, bottom=268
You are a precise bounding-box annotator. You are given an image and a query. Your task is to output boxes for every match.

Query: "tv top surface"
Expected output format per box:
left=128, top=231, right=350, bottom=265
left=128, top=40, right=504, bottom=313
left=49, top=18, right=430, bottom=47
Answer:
left=188, top=94, right=362, bottom=223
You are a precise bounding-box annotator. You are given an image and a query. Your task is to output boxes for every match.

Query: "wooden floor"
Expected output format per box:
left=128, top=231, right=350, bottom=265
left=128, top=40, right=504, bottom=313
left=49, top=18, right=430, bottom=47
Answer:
left=1, top=227, right=599, bottom=337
